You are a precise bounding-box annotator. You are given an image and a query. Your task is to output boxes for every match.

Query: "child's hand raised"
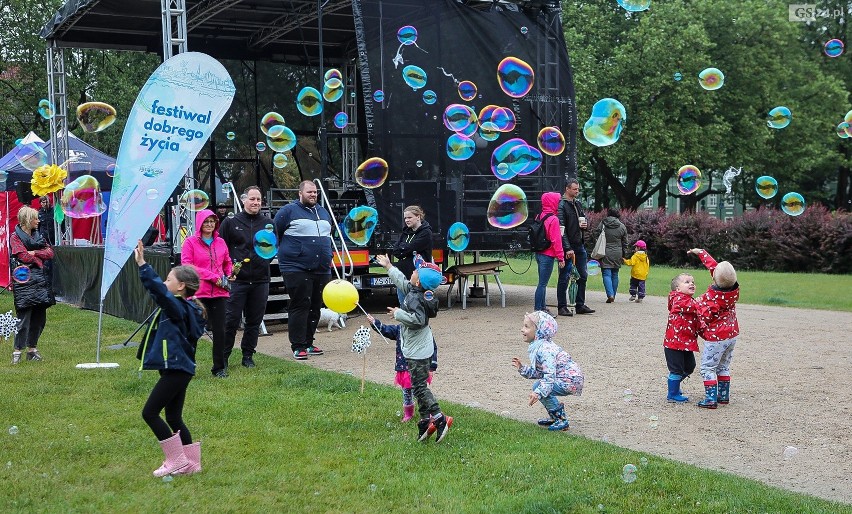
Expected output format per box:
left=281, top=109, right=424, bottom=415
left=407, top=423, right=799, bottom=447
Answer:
left=687, top=248, right=703, bottom=255
left=375, top=254, right=391, bottom=269
left=511, top=357, right=522, bottom=370
left=133, top=240, right=146, bottom=266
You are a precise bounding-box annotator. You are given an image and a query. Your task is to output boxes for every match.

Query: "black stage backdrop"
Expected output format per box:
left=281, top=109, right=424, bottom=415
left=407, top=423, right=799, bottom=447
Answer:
left=353, top=0, right=576, bottom=250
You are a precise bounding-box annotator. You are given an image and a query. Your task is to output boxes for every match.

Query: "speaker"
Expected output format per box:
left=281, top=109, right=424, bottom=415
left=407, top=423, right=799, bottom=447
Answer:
left=141, top=226, right=159, bottom=246
left=15, top=181, right=35, bottom=204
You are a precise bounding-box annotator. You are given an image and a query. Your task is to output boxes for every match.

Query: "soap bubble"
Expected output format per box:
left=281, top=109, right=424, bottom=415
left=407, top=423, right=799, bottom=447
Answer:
left=373, top=90, right=385, bottom=103
left=845, top=110, right=852, bottom=124
left=260, top=112, right=285, bottom=136
left=500, top=410, right=511, bottom=417
left=617, top=0, right=651, bottom=12
left=77, top=102, right=117, bottom=132
left=623, top=389, right=633, bottom=403
left=639, top=457, right=648, bottom=467
left=322, top=78, right=344, bottom=102
left=12, top=266, right=30, bottom=284
left=355, top=157, right=389, bottom=188
left=255, top=142, right=266, bottom=152
left=8, top=426, right=19, bottom=435
left=369, top=484, right=377, bottom=492
left=162, top=475, right=174, bottom=483
left=402, top=65, right=427, bottom=90
left=178, top=189, right=210, bottom=212
left=105, top=164, right=117, bottom=178
left=537, top=126, right=566, bottom=156
left=487, top=184, right=528, bottom=229
left=397, top=25, right=417, bottom=45
left=296, top=87, right=323, bottom=116
left=520, top=26, right=528, bottom=35
left=673, top=72, right=682, bottom=81
left=587, top=260, right=601, bottom=276
left=755, top=176, right=778, bottom=199
left=443, top=104, right=477, bottom=132
left=60, top=175, right=107, bottom=218
left=583, top=98, right=626, bottom=147
left=497, top=57, right=535, bottom=98
left=780, top=192, right=805, bottom=216
left=146, top=189, right=159, bottom=200
left=767, top=106, right=791, bottom=129
left=621, top=464, right=637, bottom=483
left=490, top=138, right=542, bottom=179
left=226, top=131, right=236, bottom=141
left=273, top=153, right=289, bottom=168
left=422, top=90, right=437, bottom=105
left=415, top=160, right=423, bottom=167
left=15, top=143, right=48, bottom=171
left=38, top=99, right=55, bottom=120
left=267, top=126, right=296, bottom=152
left=446, top=134, right=475, bottom=161
left=698, top=68, right=724, bottom=91
left=447, top=222, right=471, bottom=252
left=85, top=435, right=90, bottom=442
left=479, top=122, right=500, bottom=142
left=490, top=107, right=516, bottom=133
left=458, top=81, right=477, bottom=101
left=783, top=446, right=799, bottom=459
left=324, top=68, right=342, bottom=82
left=254, top=229, right=278, bottom=259
left=837, top=122, right=851, bottom=139
left=676, top=165, right=702, bottom=194
left=396, top=410, right=402, bottom=417
left=648, top=415, right=659, bottom=429
left=824, top=39, right=844, bottom=58
left=343, top=206, right=378, bottom=246
left=333, top=112, right=348, bottom=129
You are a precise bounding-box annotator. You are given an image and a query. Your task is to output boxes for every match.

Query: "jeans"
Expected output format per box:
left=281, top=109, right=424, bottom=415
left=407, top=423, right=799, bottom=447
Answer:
left=534, top=253, right=556, bottom=311
left=602, top=268, right=619, bottom=298
left=533, top=379, right=582, bottom=411
left=224, top=281, right=269, bottom=360
left=558, top=246, right=588, bottom=308
left=282, top=272, right=330, bottom=352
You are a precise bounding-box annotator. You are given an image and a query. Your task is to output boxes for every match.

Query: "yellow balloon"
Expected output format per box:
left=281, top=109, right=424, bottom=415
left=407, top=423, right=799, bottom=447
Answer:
left=322, top=279, right=359, bottom=314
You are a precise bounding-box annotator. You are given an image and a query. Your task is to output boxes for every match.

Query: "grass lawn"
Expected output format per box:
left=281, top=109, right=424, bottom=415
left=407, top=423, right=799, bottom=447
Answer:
left=1, top=296, right=847, bottom=513
left=468, top=252, right=852, bottom=312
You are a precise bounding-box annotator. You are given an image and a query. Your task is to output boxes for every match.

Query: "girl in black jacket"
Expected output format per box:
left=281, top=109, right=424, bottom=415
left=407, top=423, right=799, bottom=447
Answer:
left=392, top=205, right=433, bottom=304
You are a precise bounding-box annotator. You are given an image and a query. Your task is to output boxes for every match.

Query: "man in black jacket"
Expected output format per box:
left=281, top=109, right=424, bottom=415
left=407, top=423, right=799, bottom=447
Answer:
left=557, top=179, right=595, bottom=316
left=218, top=186, right=274, bottom=368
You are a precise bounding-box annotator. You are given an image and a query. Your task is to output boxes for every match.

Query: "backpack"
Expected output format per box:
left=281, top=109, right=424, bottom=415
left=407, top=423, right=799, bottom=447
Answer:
left=528, top=213, right=554, bottom=252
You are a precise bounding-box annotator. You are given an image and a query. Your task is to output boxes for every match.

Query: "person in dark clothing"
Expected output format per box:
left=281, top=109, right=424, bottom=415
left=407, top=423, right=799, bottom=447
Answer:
left=37, top=195, right=55, bottom=245
left=557, top=179, right=595, bottom=316
left=391, top=205, right=433, bottom=305
left=218, top=186, right=273, bottom=369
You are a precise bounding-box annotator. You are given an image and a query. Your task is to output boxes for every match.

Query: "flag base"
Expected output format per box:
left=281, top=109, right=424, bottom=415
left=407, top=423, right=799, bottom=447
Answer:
left=76, top=362, right=120, bottom=369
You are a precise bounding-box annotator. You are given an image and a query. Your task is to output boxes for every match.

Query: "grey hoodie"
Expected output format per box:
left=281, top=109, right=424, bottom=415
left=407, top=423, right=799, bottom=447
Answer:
left=387, top=266, right=436, bottom=360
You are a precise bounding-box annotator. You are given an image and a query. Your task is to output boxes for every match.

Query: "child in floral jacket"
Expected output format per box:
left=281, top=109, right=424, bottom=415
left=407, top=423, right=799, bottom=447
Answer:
left=663, top=273, right=699, bottom=403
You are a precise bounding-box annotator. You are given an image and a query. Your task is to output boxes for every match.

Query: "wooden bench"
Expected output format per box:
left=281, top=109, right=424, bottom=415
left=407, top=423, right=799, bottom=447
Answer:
left=444, top=260, right=508, bottom=309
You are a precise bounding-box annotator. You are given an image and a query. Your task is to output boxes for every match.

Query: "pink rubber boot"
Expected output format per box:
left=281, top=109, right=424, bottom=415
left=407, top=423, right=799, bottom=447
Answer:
left=174, top=442, right=201, bottom=475
left=401, top=404, right=415, bottom=423
left=153, top=432, right=190, bottom=477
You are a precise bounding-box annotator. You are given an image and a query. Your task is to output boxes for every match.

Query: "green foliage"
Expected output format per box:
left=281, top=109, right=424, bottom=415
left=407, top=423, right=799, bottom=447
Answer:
left=0, top=297, right=846, bottom=512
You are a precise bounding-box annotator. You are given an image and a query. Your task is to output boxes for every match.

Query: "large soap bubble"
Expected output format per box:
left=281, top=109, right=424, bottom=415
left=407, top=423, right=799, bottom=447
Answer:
left=446, top=134, right=475, bottom=161
left=537, top=126, right=565, bottom=156
left=676, top=165, right=702, bottom=194
left=38, top=99, right=55, bottom=120
left=824, top=39, right=844, bottom=58
left=397, top=25, right=418, bottom=45
left=698, top=68, right=724, bottom=91
left=443, top=104, right=477, bottom=132
left=767, top=107, right=791, bottom=129
left=755, top=176, right=778, bottom=199
left=267, top=125, right=296, bottom=152
left=617, top=0, right=651, bottom=11
left=781, top=192, right=805, bottom=216
left=458, top=81, right=477, bottom=101
left=179, top=189, right=210, bottom=212
left=447, top=222, right=471, bottom=252
left=491, top=138, right=542, bottom=180
left=323, top=78, right=344, bottom=102
left=587, top=260, right=601, bottom=276
left=60, top=175, right=106, bottom=218
left=343, top=206, right=378, bottom=246
left=582, top=98, right=626, bottom=147
left=254, top=228, right=278, bottom=259
left=479, top=122, right=500, bottom=142
left=497, top=57, right=534, bottom=98
left=487, top=184, right=528, bottom=229
left=15, top=143, right=48, bottom=171
left=402, top=65, right=427, bottom=90
left=837, top=122, right=851, bottom=139
left=273, top=153, right=289, bottom=168
left=76, top=102, right=117, bottom=133
left=260, top=112, right=285, bottom=136
left=324, top=68, right=343, bottom=82
left=355, top=158, right=389, bottom=188
left=296, top=87, right=323, bottom=116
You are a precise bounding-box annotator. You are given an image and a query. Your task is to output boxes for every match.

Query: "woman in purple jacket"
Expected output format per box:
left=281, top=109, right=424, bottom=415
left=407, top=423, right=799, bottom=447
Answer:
left=181, top=209, right=232, bottom=377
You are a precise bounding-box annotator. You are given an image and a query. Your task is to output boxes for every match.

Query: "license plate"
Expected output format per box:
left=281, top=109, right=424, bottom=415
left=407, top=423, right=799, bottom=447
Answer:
left=370, top=276, right=394, bottom=287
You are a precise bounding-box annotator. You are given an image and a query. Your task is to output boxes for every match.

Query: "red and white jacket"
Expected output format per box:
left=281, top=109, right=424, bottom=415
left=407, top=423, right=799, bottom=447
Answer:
left=663, top=290, right=699, bottom=352
left=695, top=250, right=739, bottom=341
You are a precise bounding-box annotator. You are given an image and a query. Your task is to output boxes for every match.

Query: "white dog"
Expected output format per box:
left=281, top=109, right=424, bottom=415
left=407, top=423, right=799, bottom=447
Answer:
left=318, top=308, right=347, bottom=331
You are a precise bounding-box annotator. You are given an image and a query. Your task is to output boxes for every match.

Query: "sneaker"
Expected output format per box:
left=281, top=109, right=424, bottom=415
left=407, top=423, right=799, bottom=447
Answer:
left=306, top=345, right=324, bottom=356
left=11, top=351, right=22, bottom=365
left=212, top=369, right=228, bottom=378
left=26, top=350, right=42, bottom=361
left=293, top=350, right=308, bottom=361
left=557, top=307, right=573, bottom=317
left=635, top=298, right=643, bottom=303
left=629, top=295, right=636, bottom=302
left=417, top=418, right=433, bottom=442
left=241, top=356, right=256, bottom=368
left=427, top=414, right=453, bottom=443
left=606, top=297, right=614, bottom=303
left=575, top=305, right=596, bottom=315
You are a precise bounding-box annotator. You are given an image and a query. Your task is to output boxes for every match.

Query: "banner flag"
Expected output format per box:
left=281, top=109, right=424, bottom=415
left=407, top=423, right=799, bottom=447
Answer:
left=100, top=52, right=235, bottom=300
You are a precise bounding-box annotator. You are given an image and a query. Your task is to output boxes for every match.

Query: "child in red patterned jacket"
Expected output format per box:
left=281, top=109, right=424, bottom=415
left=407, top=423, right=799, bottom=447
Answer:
left=689, top=248, right=740, bottom=409
left=662, top=273, right=699, bottom=403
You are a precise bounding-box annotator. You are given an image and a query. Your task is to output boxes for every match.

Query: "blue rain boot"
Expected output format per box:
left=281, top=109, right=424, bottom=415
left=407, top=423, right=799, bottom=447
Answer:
left=717, top=376, right=730, bottom=404
left=666, top=374, right=689, bottom=403
left=697, top=381, right=718, bottom=409
left=547, top=403, right=570, bottom=431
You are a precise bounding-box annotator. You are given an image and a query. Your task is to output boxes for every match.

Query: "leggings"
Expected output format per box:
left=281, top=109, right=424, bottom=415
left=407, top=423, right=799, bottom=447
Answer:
left=142, top=370, right=193, bottom=444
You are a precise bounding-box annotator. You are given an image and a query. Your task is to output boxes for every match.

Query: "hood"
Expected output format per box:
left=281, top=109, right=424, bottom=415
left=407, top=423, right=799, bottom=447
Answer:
left=530, top=310, right=558, bottom=341
left=194, top=209, right=219, bottom=238
left=540, top=192, right=561, bottom=215
left=603, top=216, right=622, bottom=228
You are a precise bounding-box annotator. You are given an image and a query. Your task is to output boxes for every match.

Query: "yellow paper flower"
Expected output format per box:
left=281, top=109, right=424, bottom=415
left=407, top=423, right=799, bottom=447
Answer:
left=30, top=164, right=68, bottom=196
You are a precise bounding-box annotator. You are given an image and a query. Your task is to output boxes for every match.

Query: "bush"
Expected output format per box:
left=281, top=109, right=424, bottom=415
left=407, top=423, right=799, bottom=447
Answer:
left=659, top=212, right=726, bottom=267
left=726, top=207, right=781, bottom=271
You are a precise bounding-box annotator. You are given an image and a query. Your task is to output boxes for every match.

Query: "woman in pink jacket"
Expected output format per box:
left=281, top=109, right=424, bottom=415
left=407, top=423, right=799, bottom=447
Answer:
left=181, top=209, right=233, bottom=378
left=534, top=192, right=565, bottom=314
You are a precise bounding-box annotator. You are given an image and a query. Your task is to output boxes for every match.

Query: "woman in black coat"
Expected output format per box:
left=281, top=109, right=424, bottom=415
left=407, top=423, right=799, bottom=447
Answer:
left=392, top=205, right=433, bottom=303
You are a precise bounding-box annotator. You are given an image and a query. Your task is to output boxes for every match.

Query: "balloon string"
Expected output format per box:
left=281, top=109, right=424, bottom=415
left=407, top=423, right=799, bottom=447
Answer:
left=356, top=302, right=390, bottom=344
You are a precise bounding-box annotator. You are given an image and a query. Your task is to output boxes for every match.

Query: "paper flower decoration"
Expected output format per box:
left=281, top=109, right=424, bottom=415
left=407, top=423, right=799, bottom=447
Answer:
left=31, top=164, right=68, bottom=196
left=352, top=325, right=372, bottom=354
left=0, top=311, right=21, bottom=340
